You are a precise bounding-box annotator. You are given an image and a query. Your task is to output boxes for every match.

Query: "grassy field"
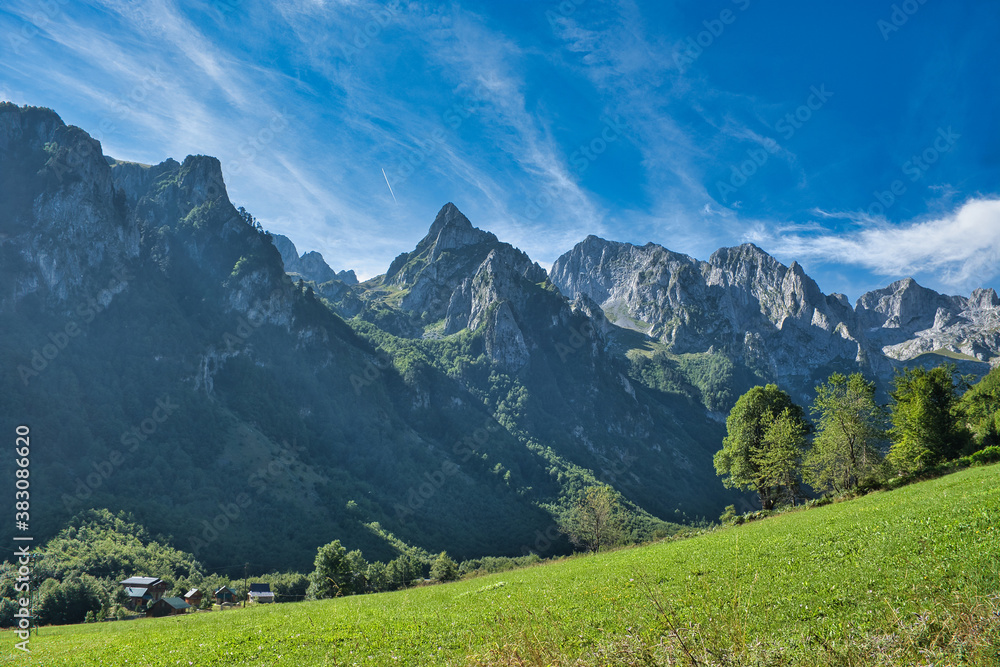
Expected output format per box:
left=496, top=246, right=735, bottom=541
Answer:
left=7, top=465, right=1000, bottom=666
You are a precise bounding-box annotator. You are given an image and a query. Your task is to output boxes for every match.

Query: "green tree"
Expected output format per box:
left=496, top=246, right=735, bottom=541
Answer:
left=386, top=554, right=423, bottom=589
left=888, top=365, right=971, bottom=473
left=755, top=407, right=809, bottom=505
left=560, top=485, right=626, bottom=553
left=365, top=561, right=390, bottom=592
left=714, top=384, right=809, bottom=509
left=806, top=373, right=887, bottom=493
left=35, top=575, right=107, bottom=626
left=344, top=550, right=369, bottom=594
left=430, top=552, right=459, bottom=582
left=306, top=540, right=353, bottom=599
left=960, top=367, right=1000, bottom=450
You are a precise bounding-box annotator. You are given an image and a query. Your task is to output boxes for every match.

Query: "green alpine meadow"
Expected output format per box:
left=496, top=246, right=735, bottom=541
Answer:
left=10, top=464, right=1000, bottom=666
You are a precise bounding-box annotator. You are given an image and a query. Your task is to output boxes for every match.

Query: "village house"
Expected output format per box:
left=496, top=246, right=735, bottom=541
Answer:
left=183, top=588, right=203, bottom=608
left=147, top=597, right=191, bottom=617
left=214, top=586, right=237, bottom=605
left=247, top=583, right=275, bottom=603
left=119, top=576, right=168, bottom=612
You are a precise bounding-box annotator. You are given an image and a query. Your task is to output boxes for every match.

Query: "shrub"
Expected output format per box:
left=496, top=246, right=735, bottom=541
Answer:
left=969, top=445, right=1000, bottom=466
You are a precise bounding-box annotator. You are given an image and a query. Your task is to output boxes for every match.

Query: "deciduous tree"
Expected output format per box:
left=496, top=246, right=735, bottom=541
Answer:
left=430, top=552, right=459, bottom=582
left=806, top=373, right=887, bottom=493
left=307, top=540, right=353, bottom=599
left=561, top=485, right=625, bottom=553
left=714, top=384, right=809, bottom=509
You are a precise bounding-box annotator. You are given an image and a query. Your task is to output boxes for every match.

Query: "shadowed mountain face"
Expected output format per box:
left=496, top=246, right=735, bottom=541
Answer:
left=0, top=104, right=736, bottom=573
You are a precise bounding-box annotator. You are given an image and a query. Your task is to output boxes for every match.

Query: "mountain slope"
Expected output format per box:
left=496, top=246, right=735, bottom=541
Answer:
left=329, top=204, right=739, bottom=523
left=0, top=104, right=559, bottom=570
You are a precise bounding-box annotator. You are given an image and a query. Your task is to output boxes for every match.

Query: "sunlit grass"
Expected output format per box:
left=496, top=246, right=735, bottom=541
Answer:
left=16, top=464, right=1000, bottom=666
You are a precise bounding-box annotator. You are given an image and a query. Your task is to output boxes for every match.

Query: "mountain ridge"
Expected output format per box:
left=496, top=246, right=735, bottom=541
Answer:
left=3, top=102, right=996, bottom=574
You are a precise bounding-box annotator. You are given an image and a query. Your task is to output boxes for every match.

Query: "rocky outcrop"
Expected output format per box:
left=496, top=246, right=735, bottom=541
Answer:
left=354, top=203, right=546, bottom=349
left=871, top=285, right=1000, bottom=364
left=0, top=104, right=139, bottom=312
left=271, top=233, right=357, bottom=286
left=552, top=236, right=999, bottom=397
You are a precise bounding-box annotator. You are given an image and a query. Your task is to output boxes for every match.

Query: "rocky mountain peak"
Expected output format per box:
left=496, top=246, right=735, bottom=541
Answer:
left=1, top=104, right=137, bottom=309
left=708, top=242, right=785, bottom=278
left=177, top=154, right=231, bottom=210
left=270, top=233, right=357, bottom=286
left=970, top=287, right=1000, bottom=310
left=422, top=203, right=495, bottom=259
left=855, top=277, right=963, bottom=333
left=108, top=157, right=181, bottom=206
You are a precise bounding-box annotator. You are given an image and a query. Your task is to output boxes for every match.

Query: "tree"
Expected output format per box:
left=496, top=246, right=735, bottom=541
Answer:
left=960, top=367, right=1000, bottom=450
left=306, top=540, right=352, bottom=599
left=35, top=575, right=107, bottom=626
left=561, top=485, right=626, bottom=553
left=755, top=407, right=809, bottom=505
left=888, top=365, right=971, bottom=473
left=806, top=373, right=887, bottom=493
left=386, top=554, right=423, bottom=589
left=714, top=384, right=809, bottom=509
left=430, top=552, right=459, bottom=582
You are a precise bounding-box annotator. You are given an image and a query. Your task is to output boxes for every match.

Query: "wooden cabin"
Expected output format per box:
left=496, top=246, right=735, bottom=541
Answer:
left=215, top=586, right=237, bottom=605
left=147, top=597, right=191, bottom=617
left=183, top=588, right=203, bottom=608
left=119, top=576, right=167, bottom=611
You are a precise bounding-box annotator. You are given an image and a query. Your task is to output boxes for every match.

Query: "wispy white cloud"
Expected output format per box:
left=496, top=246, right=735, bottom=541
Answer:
left=770, top=198, right=1000, bottom=290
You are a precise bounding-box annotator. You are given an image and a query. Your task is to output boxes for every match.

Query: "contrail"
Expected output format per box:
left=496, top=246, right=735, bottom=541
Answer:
left=381, top=168, right=397, bottom=204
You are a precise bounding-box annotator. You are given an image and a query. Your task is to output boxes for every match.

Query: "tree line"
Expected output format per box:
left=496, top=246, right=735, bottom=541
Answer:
left=714, top=364, right=1000, bottom=510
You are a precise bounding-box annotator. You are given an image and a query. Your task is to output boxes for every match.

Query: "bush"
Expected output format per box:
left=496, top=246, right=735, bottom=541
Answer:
left=719, top=505, right=738, bottom=524
left=0, top=597, right=18, bottom=628
left=430, top=552, right=459, bottom=582
left=969, top=446, right=1000, bottom=466
left=35, top=575, right=106, bottom=626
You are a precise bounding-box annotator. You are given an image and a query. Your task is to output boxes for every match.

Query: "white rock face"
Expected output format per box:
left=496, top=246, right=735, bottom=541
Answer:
left=551, top=236, right=999, bottom=395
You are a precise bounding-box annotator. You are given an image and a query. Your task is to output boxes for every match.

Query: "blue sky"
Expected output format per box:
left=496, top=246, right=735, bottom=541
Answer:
left=1, top=0, right=998, bottom=301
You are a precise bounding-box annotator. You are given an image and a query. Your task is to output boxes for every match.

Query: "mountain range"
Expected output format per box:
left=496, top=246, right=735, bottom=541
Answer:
left=2, top=103, right=997, bottom=572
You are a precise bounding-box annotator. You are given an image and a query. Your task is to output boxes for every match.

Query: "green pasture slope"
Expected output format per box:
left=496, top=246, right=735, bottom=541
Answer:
left=10, top=465, right=1000, bottom=666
